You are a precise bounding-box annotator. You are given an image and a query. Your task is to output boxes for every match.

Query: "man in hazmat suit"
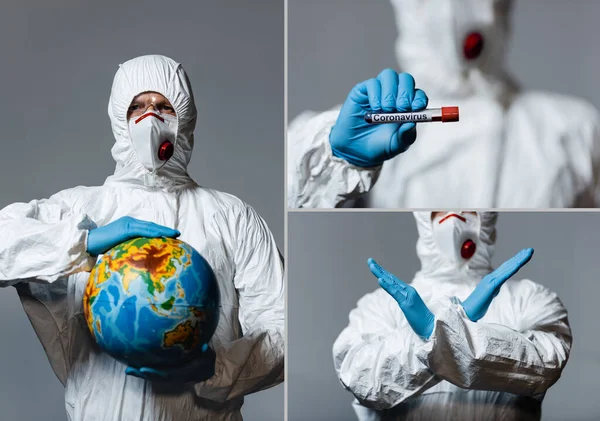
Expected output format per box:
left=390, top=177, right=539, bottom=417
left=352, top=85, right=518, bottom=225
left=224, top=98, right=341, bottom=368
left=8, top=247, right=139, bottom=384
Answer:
left=288, top=0, right=600, bottom=208
left=333, top=211, right=571, bottom=420
left=0, top=55, right=284, bottom=421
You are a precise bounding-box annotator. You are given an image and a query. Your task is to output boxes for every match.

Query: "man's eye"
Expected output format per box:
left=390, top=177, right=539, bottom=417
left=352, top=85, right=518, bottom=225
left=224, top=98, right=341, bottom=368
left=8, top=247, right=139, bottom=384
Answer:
left=128, top=105, right=140, bottom=111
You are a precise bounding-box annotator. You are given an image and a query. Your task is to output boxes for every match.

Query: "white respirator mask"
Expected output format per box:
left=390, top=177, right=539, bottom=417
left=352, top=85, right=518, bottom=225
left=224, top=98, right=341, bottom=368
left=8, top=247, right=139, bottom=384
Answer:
left=128, top=112, right=177, bottom=172
left=431, top=212, right=480, bottom=266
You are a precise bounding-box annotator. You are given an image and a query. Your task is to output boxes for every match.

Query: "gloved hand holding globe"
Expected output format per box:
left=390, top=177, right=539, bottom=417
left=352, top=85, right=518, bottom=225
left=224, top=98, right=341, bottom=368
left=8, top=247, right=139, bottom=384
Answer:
left=83, top=235, right=220, bottom=383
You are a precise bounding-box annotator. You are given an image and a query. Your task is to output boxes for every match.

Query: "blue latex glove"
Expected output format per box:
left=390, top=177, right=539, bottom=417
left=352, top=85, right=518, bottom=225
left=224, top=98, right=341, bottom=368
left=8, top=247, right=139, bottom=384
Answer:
left=330, top=69, right=428, bottom=167
left=462, top=248, right=534, bottom=322
left=125, top=344, right=216, bottom=383
left=368, top=258, right=435, bottom=340
left=86, top=216, right=180, bottom=256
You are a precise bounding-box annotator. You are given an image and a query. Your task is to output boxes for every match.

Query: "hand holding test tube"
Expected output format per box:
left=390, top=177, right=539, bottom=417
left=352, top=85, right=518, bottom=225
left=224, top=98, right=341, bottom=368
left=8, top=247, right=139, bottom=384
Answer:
left=329, top=69, right=440, bottom=168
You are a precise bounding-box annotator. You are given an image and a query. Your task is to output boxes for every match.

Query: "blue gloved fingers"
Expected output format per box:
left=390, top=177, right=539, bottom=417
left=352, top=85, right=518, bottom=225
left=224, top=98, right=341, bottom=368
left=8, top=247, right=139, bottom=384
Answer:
left=377, top=68, right=399, bottom=112
left=348, top=80, right=370, bottom=107
left=377, top=277, right=409, bottom=303
left=139, top=367, right=169, bottom=379
left=368, top=258, right=408, bottom=301
left=125, top=367, right=147, bottom=379
left=396, top=73, right=416, bottom=112
left=412, top=89, right=429, bottom=111
left=367, top=258, right=399, bottom=285
left=349, top=78, right=382, bottom=112
left=86, top=217, right=181, bottom=256
left=390, top=122, right=417, bottom=156
left=462, top=248, right=534, bottom=322
left=365, top=78, right=382, bottom=112
left=125, top=348, right=215, bottom=384
left=485, top=248, right=534, bottom=288
left=130, top=220, right=181, bottom=239
left=381, top=279, right=434, bottom=339
left=137, top=357, right=214, bottom=383
left=369, top=258, right=435, bottom=339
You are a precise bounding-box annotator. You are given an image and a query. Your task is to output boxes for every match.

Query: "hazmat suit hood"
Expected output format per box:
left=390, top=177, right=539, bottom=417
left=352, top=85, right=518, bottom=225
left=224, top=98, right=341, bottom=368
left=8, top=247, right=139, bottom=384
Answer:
left=390, top=0, right=519, bottom=101
left=412, top=211, right=497, bottom=285
left=104, top=55, right=197, bottom=190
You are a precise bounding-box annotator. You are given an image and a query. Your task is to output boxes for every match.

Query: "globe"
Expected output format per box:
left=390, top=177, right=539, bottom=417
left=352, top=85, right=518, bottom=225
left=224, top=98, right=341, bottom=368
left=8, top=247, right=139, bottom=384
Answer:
left=83, top=237, right=220, bottom=368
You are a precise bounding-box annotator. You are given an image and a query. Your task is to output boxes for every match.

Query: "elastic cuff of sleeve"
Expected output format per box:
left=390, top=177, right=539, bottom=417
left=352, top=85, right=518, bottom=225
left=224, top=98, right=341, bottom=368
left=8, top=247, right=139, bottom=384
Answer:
left=77, top=215, right=99, bottom=269
left=327, top=133, right=383, bottom=172
left=449, top=296, right=470, bottom=319
left=414, top=297, right=464, bottom=364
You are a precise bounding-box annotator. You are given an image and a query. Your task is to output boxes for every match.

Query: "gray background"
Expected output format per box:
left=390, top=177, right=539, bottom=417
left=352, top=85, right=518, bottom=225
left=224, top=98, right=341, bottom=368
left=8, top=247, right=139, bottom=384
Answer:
left=289, top=0, right=600, bottom=120
left=0, top=1, right=283, bottom=420
left=288, top=212, right=600, bottom=421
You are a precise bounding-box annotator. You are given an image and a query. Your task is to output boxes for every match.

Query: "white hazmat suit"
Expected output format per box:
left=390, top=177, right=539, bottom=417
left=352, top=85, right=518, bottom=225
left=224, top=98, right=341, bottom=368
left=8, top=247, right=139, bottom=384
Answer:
left=288, top=0, right=600, bottom=208
left=0, top=55, right=284, bottom=421
left=333, top=212, right=571, bottom=421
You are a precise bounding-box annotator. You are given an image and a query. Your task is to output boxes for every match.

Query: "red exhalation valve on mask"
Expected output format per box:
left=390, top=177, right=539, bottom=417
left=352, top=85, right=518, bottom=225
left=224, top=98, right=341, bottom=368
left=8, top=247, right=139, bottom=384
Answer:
left=158, top=141, right=174, bottom=161
left=463, top=32, right=484, bottom=60
left=461, top=239, right=476, bottom=260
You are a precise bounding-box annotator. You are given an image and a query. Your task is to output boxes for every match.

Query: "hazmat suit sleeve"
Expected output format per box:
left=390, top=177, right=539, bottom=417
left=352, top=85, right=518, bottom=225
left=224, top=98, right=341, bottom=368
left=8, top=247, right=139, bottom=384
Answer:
left=558, top=99, right=600, bottom=207
left=0, top=188, right=98, bottom=285
left=287, top=109, right=381, bottom=208
left=587, top=114, right=600, bottom=206
left=194, top=203, right=284, bottom=402
left=332, top=289, right=440, bottom=410
left=418, top=280, right=571, bottom=396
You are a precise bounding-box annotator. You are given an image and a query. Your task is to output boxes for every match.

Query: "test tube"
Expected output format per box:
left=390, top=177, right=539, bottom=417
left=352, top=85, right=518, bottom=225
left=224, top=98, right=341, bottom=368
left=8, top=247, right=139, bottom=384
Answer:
left=364, top=107, right=459, bottom=124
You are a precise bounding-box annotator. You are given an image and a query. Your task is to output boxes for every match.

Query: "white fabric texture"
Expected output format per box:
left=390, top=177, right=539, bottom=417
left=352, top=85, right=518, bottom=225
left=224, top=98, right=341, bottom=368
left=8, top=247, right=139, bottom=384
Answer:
left=333, top=212, right=571, bottom=421
left=0, top=55, right=284, bottom=421
left=287, top=0, right=600, bottom=208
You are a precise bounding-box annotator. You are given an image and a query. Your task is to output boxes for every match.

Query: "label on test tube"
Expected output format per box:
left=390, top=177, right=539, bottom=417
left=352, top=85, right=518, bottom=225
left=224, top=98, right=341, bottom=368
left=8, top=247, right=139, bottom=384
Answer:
left=364, top=107, right=459, bottom=124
